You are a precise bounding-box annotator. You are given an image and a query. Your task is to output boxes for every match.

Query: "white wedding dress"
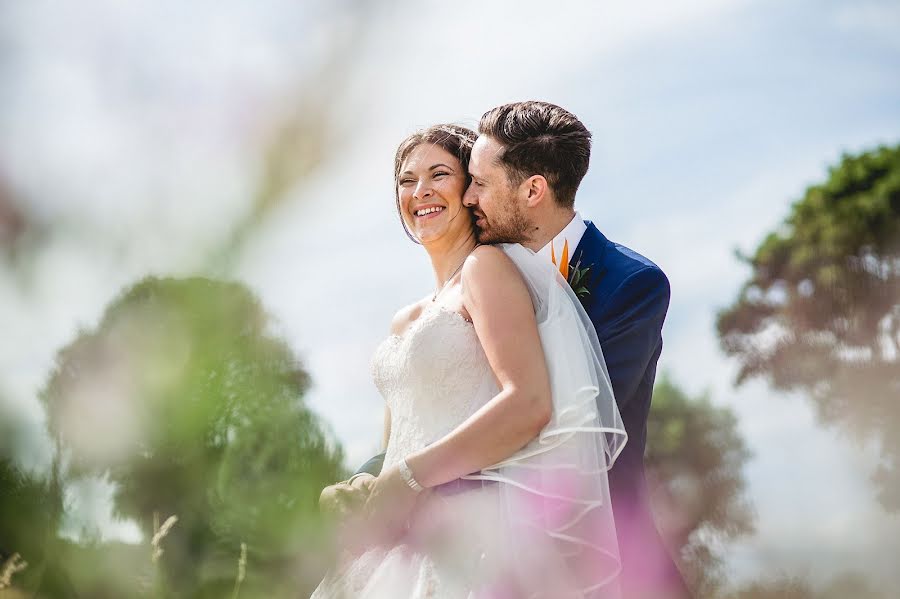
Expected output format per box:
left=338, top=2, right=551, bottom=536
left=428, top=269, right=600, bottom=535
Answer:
left=312, top=244, right=627, bottom=599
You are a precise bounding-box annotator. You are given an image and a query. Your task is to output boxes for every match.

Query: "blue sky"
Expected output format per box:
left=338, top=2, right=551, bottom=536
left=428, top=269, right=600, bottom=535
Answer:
left=1, top=0, right=899, bottom=591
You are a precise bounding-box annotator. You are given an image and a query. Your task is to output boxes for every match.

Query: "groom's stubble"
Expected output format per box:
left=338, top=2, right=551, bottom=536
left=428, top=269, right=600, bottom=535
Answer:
left=473, top=190, right=534, bottom=246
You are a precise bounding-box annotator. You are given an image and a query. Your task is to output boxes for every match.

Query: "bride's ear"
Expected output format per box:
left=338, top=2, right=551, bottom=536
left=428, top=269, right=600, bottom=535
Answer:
left=522, top=175, right=548, bottom=208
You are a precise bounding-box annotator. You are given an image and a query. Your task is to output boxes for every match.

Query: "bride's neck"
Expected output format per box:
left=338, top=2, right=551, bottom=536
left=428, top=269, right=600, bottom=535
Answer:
left=424, top=230, right=479, bottom=288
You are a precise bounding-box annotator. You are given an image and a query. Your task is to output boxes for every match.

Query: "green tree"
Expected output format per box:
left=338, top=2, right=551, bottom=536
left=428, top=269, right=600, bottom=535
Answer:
left=645, top=375, right=754, bottom=598
left=0, top=398, right=74, bottom=596
left=40, top=277, right=346, bottom=597
left=717, top=144, right=900, bottom=510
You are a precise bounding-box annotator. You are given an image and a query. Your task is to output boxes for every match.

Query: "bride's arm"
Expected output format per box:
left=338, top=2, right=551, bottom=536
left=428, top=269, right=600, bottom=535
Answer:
left=404, top=245, right=552, bottom=488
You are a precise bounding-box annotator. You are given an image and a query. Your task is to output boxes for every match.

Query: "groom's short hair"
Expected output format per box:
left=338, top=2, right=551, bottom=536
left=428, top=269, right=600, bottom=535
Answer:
left=478, top=101, right=591, bottom=209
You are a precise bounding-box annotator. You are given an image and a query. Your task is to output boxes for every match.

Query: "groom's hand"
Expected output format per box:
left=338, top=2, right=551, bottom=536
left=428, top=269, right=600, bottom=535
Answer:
left=362, top=463, right=421, bottom=545
left=319, top=475, right=375, bottom=520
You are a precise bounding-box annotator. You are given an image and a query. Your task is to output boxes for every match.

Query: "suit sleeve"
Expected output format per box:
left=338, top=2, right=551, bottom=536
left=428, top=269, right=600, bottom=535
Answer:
left=353, top=452, right=385, bottom=477
left=590, top=266, right=670, bottom=411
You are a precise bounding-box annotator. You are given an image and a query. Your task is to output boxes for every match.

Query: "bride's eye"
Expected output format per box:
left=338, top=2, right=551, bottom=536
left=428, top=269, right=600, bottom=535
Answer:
left=433, top=171, right=449, bottom=178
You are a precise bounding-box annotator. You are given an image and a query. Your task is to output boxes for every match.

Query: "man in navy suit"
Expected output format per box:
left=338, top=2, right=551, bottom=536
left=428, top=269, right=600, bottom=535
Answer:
left=463, top=101, right=689, bottom=599
left=338, top=101, right=689, bottom=598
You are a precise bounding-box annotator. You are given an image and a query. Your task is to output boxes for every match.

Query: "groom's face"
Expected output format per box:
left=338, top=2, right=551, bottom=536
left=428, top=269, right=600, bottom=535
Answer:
left=463, top=136, right=530, bottom=244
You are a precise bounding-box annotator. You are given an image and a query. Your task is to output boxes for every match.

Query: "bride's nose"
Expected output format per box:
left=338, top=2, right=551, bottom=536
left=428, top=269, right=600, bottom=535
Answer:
left=413, top=180, right=433, bottom=201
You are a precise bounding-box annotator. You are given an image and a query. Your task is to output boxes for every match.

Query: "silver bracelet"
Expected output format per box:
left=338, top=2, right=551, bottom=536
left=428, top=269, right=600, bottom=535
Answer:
left=398, top=458, right=424, bottom=493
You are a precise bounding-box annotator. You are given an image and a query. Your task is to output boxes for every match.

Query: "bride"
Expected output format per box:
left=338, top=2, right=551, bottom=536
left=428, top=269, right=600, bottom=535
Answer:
left=312, top=124, right=627, bottom=598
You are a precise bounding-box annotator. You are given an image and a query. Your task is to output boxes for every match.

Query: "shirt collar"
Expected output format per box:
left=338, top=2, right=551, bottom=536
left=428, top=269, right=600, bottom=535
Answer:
left=536, top=212, right=587, bottom=266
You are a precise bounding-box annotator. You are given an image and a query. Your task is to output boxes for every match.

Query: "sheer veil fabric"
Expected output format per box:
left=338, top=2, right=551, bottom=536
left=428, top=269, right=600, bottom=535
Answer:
left=456, top=243, right=627, bottom=596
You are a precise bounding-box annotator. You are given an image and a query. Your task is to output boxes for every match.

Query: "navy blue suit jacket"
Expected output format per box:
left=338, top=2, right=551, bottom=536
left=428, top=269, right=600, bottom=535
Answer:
left=573, top=221, right=667, bottom=506
left=574, top=221, right=687, bottom=597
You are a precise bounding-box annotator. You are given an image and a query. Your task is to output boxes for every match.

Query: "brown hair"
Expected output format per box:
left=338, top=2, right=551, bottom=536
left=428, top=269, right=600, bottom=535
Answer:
left=393, top=124, right=477, bottom=243
left=478, top=101, right=591, bottom=209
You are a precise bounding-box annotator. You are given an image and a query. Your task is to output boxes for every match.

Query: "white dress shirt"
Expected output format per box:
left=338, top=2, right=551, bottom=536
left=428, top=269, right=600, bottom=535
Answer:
left=536, top=212, right=587, bottom=266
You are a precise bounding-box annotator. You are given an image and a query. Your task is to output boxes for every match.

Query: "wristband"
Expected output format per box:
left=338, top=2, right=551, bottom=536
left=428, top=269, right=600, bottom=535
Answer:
left=398, top=458, right=424, bottom=493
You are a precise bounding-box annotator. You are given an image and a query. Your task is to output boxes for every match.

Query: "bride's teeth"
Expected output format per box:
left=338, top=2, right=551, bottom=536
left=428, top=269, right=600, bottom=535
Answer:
left=416, top=207, right=444, bottom=216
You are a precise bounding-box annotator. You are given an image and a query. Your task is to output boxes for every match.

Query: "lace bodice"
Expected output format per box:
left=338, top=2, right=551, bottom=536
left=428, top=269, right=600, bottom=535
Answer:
left=372, top=304, right=495, bottom=470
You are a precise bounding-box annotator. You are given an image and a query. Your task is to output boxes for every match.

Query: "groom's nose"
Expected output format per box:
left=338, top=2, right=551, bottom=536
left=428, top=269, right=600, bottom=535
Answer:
left=462, top=186, right=477, bottom=207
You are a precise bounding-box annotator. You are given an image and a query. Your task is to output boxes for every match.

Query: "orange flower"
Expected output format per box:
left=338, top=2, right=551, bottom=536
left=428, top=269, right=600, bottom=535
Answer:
left=559, top=239, right=569, bottom=280
left=551, top=240, right=570, bottom=280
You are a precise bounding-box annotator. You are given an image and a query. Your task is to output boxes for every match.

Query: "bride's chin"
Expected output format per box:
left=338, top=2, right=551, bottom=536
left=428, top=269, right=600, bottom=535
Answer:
left=415, top=226, right=445, bottom=244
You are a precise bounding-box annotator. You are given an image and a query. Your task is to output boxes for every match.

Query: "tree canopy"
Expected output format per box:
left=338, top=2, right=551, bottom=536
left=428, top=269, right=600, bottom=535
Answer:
left=717, top=144, right=900, bottom=510
left=39, top=276, right=346, bottom=597
left=646, top=375, right=754, bottom=597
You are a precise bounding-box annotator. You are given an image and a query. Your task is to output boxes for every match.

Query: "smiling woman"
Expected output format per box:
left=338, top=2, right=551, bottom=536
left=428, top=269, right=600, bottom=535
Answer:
left=397, top=146, right=466, bottom=244
left=392, top=124, right=478, bottom=244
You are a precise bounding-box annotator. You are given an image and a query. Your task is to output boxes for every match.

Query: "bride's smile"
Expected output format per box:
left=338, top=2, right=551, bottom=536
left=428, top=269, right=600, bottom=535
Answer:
left=412, top=204, right=445, bottom=218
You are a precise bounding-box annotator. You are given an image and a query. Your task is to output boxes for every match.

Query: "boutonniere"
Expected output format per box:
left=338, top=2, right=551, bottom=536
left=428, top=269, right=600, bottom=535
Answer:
left=551, top=240, right=592, bottom=300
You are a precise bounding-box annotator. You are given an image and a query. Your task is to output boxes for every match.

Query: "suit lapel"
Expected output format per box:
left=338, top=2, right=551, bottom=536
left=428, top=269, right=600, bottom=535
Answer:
left=569, top=221, right=609, bottom=313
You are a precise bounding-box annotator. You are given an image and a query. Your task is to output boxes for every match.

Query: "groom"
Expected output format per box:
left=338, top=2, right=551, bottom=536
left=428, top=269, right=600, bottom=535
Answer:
left=462, top=102, right=688, bottom=598
left=331, top=102, right=689, bottom=598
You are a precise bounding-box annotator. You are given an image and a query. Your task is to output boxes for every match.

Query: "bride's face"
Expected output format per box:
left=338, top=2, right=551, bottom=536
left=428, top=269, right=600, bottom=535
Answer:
left=397, top=144, right=469, bottom=244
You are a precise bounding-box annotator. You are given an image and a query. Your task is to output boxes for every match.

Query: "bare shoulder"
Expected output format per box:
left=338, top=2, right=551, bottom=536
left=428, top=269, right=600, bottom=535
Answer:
left=389, top=298, right=429, bottom=336
left=461, top=245, right=529, bottom=307
left=461, top=244, right=517, bottom=281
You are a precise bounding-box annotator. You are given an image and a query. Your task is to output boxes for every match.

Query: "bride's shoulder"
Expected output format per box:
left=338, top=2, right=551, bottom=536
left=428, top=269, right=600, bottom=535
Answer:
left=463, top=244, right=517, bottom=274
left=461, top=245, right=524, bottom=293
left=389, top=298, right=429, bottom=336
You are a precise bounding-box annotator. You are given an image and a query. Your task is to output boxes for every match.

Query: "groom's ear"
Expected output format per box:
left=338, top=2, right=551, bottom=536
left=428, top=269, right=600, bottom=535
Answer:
left=522, top=174, right=548, bottom=208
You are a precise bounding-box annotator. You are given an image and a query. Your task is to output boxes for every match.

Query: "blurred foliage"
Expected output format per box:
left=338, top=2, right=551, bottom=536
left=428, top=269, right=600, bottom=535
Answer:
left=37, top=277, right=346, bottom=597
left=717, top=144, right=900, bottom=510
left=0, top=2, right=377, bottom=596
left=0, top=180, right=25, bottom=257
left=209, top=0, right=375, bottom=276
left=723, top=572, right=885, bottom=599
left=0, top=400, right=72, bottom=597
left=646, top=375, right=754, bottom=598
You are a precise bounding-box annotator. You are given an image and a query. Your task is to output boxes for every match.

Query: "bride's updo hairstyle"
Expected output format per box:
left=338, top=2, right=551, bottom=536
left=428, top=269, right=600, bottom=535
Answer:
left=393, top=124, right=477, bottom=244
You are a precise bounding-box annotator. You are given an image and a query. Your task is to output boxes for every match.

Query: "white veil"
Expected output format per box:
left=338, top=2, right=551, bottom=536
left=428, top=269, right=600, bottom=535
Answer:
left=460, top=243, right=627, bottom=597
